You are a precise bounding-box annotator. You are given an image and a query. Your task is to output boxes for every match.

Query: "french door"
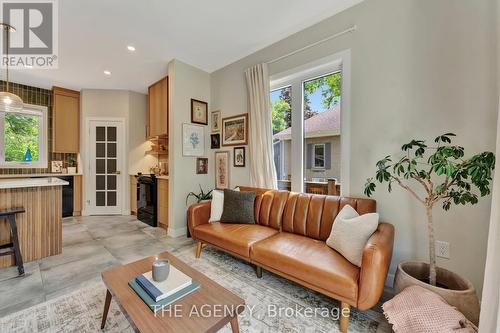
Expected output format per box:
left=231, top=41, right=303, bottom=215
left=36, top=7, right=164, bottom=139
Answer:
left=88, top=119, right=125, bottom=215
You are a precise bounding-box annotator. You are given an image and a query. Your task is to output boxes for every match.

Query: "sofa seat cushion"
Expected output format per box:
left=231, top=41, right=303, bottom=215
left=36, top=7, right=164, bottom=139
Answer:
left=250, top=232, right=360, bottom=301
left=193, top=223, right=278, bottom=258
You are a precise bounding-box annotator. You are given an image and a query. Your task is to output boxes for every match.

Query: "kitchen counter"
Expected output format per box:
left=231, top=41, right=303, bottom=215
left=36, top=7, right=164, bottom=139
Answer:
left=0, top=173, right=82, bottom=179
left=156, top=175, right=169, bottom=180
left=0, top=177, right=69, bottom=189
left=0, top=177, right=66, bottom=269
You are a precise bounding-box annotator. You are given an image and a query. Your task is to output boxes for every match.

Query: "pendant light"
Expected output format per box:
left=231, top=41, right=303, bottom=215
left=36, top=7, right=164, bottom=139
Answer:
left=0, top=22, right=23, bottom=113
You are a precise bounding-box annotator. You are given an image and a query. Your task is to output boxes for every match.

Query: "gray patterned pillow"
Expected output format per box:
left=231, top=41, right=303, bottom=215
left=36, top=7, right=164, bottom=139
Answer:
left=220, top=189, right=256, bottom=224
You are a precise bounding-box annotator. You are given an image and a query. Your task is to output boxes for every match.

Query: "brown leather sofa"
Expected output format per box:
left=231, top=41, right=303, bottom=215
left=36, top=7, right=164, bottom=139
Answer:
left=187, top=188, right=394, bottom=333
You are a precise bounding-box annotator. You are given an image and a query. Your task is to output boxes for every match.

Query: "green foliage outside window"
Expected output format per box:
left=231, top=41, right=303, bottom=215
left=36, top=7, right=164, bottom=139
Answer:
left=4, top=113, right=40, bottom=162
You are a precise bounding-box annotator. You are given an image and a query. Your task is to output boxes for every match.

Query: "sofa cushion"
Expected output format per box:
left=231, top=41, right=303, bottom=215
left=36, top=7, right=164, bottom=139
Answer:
left=193, top=223, right=278, bottom=258
left=250, top=232, right=360, bottom=301
left=220, top=189, right=256, bottom=224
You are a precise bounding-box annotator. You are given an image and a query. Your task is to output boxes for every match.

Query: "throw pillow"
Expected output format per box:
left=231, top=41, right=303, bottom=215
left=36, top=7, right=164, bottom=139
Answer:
left=220, top=189, right=256, bottom=224
left=208, top=190, right=224, bottom=223
left=326, top=204, right=379, bottom=267
left=208, top=187, right=240, bottom=223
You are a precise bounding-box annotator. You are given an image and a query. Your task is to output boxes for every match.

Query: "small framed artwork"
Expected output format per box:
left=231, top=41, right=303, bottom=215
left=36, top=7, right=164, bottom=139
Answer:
left=51, top=160, right=63, bottom=173
left=191, top=99, right=208, bottom=125
left=215, top=151, right=230, bottom=189
left=196, top=158, right=208, bottom=174
left=182, top=123, right=205, bottom=156
left=211, top=110, right=221, bottom=133
left=233, top=147, right=245, bottom=167
left=222, top=113, right=248, bottom=146
left=210, top=134, right=220, bottom=149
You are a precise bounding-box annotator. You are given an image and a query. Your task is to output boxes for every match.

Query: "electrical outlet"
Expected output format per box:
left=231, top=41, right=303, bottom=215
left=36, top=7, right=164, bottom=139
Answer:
left=436, top=240, right=450, bottom=259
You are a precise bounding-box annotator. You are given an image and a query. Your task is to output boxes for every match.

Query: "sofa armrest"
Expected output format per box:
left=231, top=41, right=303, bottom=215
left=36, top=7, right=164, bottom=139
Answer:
left=187, top=201, right=211, bottom=237
left=357, top=222, right=395, bottom=310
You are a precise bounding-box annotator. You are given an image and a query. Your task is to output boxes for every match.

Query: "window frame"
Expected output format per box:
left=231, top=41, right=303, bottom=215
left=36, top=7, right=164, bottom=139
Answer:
left=270, top=49, right=351, bottom=195
left=312, top=143, right=326, bottom=169
left=0, top=103, right=48, bottom=169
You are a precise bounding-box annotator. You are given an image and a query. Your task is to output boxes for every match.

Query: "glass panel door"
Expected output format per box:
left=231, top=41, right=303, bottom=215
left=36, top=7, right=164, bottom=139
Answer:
left=302, top=72, right=342, bottom=195
left=89, top=120, right=123, bottom=215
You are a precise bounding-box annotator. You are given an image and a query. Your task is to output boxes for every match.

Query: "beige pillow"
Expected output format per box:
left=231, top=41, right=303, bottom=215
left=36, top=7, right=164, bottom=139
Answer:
left=326, top=204, right=379, bottom=266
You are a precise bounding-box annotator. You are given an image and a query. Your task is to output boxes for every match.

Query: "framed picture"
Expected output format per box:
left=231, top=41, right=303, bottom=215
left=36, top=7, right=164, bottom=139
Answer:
left=215, top=151, right=230, bottom=189
left=211, top=110, right=221, bottom=133
left=191, top=99, right=208, bottom=125
left=222, top=113, right=248, bottom=146
left=196, top=158, right=208, bottom=174
left=210, top=134, right=220, bottom=149
left=233, top=147, right=245, bottom=167
left=182, top=123, right=205, bottom=156
left=51, top=160, right=63, bottom=173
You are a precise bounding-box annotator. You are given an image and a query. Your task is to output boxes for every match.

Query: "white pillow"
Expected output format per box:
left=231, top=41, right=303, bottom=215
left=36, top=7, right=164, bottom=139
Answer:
left=325, top=204, right=379, bottom=267
left=208, top=188, right=240, bottom=223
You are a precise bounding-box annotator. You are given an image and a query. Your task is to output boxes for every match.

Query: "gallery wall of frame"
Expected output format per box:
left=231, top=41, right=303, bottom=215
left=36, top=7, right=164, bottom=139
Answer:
left=183, top=97, right=250, bottom=190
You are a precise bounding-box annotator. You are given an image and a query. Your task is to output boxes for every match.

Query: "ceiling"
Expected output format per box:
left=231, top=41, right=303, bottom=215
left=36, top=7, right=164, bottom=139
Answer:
left=7, top=0, right=363, bottom=93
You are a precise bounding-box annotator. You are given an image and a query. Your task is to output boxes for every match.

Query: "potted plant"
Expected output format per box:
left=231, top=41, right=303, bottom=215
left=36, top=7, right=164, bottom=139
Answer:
left=66, top=155, right=77, bottom=174
left=364, top=133, right=495, bottom=325
left=186, top=185, right=213, bottom=205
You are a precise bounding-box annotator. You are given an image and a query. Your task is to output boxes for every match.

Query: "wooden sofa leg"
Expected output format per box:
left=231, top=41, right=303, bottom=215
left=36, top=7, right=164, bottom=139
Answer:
left=195, top=241, right=203, bottom=258
left=255, top=266, right=262, bottom=278
left=339, top=302, right=350, bottom=333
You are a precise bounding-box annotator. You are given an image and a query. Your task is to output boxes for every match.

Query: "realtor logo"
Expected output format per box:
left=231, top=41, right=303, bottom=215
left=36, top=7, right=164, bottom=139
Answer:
left=0, top=0, right=58, bottom=68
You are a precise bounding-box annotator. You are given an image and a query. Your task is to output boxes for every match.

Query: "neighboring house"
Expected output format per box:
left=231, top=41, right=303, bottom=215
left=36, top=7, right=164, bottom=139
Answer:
left=273, top=107, right=341, bottom=182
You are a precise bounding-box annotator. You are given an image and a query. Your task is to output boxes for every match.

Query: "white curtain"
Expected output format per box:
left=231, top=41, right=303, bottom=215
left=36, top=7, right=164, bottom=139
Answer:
left=479, top=95, right=500, bottom=333
left=245, top=63, right=278, bottom=189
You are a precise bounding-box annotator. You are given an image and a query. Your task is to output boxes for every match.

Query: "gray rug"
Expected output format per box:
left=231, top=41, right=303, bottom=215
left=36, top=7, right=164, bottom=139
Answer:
left=0, top=245, right=391, bottom=332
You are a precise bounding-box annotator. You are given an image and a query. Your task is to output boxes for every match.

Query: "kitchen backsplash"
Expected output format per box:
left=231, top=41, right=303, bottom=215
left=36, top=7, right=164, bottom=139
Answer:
left=0, top=80, right=77, bottom=175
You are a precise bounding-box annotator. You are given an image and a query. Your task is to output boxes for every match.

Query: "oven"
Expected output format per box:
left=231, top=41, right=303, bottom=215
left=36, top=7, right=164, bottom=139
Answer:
left=136, top=175, right=157, bottom=227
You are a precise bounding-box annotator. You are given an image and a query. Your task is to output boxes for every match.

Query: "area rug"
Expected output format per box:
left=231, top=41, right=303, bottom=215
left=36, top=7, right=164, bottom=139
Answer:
left=0, top=244, right=390, bottom=332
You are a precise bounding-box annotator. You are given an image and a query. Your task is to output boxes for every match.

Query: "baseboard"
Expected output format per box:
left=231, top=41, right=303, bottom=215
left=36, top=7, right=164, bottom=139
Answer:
left=167, top=226, right=187, bottom=238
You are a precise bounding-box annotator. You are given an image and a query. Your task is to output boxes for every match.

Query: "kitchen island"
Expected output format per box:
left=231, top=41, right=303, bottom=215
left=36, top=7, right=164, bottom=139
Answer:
left=0, top=177, right=68, bottom=269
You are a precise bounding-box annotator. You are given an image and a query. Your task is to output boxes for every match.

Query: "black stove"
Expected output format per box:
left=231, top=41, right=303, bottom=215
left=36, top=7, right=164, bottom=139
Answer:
left=136, top=174, right=157, bottom=227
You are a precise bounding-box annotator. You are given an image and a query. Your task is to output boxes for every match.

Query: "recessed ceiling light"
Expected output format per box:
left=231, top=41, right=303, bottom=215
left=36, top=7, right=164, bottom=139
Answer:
left=104, top=70, right=111, bottom=75
left=127, top=45, right=135, bottom=51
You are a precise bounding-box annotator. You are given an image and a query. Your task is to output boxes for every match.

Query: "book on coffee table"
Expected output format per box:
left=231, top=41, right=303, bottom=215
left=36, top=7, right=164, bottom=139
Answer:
left=136, top=266, right=192, bottom=302
left=128, top=278, right=200, bottom=314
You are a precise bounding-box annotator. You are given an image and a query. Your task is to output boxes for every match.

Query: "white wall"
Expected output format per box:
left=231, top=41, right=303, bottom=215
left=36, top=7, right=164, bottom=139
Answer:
left=168, top=59, right=212, bottom=237
left=210, top=0, right=498, bottom=294
left=80, top=89, right=151, bottom=215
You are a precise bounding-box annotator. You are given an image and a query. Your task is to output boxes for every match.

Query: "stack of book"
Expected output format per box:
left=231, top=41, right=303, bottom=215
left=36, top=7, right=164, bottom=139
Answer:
left=128, top=265, right=200, bottom=313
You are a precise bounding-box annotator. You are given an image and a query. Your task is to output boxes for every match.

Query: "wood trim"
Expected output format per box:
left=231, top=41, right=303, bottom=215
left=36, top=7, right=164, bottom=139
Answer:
left=73, top=175, right=82, bottom=216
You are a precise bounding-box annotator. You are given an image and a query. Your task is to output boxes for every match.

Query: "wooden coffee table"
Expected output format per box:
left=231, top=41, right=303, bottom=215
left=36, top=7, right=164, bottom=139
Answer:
left=101, top=251, right=244, bottom=332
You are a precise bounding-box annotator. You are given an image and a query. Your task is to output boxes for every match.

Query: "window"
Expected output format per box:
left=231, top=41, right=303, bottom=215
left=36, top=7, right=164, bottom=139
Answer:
left=312, top=143, right=325, bottom=168
left=0, top=104, right=48, bottom=168
left=270, top=51, right=349, bottom=195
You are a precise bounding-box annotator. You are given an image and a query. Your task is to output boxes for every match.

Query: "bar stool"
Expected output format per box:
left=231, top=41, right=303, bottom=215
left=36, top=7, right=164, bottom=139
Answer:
left=0, top=207, right=25, bottom=276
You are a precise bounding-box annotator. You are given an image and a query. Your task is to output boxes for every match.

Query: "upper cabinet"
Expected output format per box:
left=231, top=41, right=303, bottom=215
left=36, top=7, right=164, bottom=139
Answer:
left=147, top=76, right=169, bottom=138
left=52, top=86, right=80, bottom=153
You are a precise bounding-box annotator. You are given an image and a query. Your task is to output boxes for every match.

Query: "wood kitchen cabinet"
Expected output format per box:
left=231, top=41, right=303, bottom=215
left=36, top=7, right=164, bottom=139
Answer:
left=130, top=175, right=137, bottom=215
left=157, top=178, right=168, bottom=230
left=147, top=76, right=168, bottom=138
left=52, top=86, right=80, bottom=153
left=73, top=175, right=82, bottom=216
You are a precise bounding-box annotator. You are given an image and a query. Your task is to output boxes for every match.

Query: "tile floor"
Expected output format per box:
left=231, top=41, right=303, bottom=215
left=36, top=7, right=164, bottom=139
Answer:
left=0, top=215, right=195, bottom=317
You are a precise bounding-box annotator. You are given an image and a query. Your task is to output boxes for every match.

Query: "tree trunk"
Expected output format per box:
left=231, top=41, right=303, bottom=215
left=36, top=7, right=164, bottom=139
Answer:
left=426, top=205, right=437, bottom=286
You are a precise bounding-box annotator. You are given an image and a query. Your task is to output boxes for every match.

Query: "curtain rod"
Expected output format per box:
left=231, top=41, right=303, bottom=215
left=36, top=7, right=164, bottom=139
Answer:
left=266, top=25, right=357, bottom=65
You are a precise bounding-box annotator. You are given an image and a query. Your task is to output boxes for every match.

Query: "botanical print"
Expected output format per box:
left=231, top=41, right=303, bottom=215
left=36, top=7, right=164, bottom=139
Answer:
left=222, top=113, right=248, bottom=146
left=182, top=123, right=205, bottom=156
left=211, top=110, right=221, bottom=133
left=215, top=151, right=229, bottom=189
left=191, top=99, right=208, bottom=125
